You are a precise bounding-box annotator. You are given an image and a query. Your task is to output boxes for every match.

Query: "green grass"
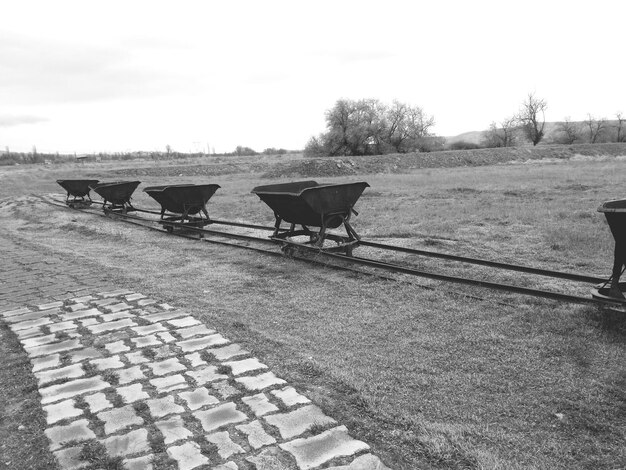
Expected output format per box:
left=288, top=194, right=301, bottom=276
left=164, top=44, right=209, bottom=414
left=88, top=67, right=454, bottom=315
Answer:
left=0, top=148, right=625, bottom=469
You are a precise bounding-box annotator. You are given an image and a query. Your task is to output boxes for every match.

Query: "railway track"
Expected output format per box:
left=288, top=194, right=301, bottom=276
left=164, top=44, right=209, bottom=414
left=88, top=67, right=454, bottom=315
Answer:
left=39, top=195, right=623, bottom=310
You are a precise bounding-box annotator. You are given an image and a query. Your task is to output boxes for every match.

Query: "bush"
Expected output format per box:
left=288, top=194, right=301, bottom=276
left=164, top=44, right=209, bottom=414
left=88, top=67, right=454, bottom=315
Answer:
left=448, top=140, right=483, bottom=150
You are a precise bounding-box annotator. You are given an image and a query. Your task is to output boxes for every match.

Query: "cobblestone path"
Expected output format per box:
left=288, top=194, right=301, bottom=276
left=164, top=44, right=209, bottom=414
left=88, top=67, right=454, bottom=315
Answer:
left=0, top=237, right=390, bottom=470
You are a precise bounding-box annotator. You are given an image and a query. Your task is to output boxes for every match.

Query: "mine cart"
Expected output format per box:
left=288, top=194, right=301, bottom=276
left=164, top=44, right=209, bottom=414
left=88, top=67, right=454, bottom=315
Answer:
left=593, top=199, right=626, bottom=302
left=251, top=180, right=369, bottom=254
left=56, top=179, right=99, bottom=208
left=144, top=183, right=220, bottom=232
left=90, top=181, right=141, bottom=214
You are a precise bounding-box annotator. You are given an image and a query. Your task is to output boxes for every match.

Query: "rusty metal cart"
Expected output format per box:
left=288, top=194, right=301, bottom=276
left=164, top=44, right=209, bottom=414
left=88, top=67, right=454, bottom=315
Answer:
left=251, top=180, right=369, bottom=255
left=593, top=199, right=626, bottom=302
left=56, top=179, right=99, bottom=208
left=90, top=181, right=141, bottom=214
left=144, top=183, right=220, bottom=233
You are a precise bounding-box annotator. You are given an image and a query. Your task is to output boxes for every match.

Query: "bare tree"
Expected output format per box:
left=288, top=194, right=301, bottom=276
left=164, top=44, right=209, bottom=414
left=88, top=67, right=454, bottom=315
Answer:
left=616, top=112, right=625, bottom=142
left=584, top=114, right=607, bottom=143
left=555, top=117, right=580, bottom=144
left=483, top=117, right=517, bottom=148
left=517, top=93, right=547, bottom=146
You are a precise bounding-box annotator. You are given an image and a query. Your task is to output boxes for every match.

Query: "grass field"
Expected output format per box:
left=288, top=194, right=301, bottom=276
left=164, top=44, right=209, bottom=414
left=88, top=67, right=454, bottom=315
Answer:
left=1, top=145, right=625, bottom=469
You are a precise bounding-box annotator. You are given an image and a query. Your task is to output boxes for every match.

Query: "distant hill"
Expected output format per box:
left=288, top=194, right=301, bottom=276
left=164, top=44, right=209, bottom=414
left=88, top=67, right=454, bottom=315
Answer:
left=445, top=120, right=623, bottom=146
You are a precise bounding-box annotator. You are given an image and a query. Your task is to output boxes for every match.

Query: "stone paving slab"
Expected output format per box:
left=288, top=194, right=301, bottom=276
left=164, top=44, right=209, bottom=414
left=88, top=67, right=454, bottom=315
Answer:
left=1, top=287, right=391, bottom=470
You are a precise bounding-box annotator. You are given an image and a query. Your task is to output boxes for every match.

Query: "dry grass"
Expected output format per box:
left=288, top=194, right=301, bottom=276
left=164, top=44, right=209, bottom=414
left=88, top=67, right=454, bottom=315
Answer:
left=0, top=150, right=625, bottom=469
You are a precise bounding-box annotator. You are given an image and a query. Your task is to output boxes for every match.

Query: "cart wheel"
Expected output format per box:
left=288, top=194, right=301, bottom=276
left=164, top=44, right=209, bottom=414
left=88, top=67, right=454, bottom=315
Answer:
left=281, top=245, right=295, bottom=257
left=165, top=226, right=173, bottom=233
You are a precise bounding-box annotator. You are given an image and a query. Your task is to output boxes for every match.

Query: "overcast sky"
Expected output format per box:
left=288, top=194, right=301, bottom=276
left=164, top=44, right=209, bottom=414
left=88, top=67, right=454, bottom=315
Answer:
left=1, top=0, right=624, bottom=154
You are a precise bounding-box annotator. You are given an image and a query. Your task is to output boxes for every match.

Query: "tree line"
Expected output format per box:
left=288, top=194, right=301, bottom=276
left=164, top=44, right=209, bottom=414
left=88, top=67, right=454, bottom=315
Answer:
left=480, top=94, right=624, bottom=148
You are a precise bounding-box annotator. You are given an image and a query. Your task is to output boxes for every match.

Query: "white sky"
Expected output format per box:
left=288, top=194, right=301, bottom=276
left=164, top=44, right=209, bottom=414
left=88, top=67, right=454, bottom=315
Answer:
left=1, top=0, right=624, bottom=154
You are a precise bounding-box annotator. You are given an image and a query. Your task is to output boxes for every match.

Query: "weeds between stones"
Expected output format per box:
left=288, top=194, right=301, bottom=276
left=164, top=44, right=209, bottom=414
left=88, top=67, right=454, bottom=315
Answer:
left=79, top=439, right=124, bottom=470
left=216, top=364, right=231, bottom=375
left=82, top=361, right=98, bottom=377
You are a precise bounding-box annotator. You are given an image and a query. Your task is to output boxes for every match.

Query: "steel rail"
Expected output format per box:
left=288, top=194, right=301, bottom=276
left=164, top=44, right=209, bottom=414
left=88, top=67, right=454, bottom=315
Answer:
left=277, top=239, right=619, bottom=307
left=147, top=215, right=607, bottom=284
left=359, top=240, right=605, bottom=284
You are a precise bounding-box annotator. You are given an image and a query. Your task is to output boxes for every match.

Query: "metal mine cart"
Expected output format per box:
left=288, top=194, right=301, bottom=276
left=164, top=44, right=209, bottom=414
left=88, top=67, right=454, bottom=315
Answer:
left=90, top=181, right=141, bottom=214
left=57, top=179, right=100, bottom=208
left=144, top=184, right=221, bottom=233
left=251, top=180, right=369, bottom=255
left=593, top=199, right=626, bottom=302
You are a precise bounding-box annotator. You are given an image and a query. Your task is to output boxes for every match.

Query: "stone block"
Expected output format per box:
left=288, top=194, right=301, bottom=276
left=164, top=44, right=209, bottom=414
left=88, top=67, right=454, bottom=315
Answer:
left=166, top=316, right=201, bottom=328
left=125, top=293, right=147, bottom=302
left=166, top=442, right=209, bottom=470
left=131, top=335, right=162, bottom=348
left=131, top=323, right=167, bottom=336
left=32, top=353, right=61, bottom=372
left=40, top=377, right=110, bottom=404
left=264, top=405, right=336, bottom=440
left=193, top=402, right=247, bottom=433
left=235, top=372, right=286, bottom=392
left=98, top=405, right=144, bottom=434
left=116, top=365, right=146, bottom=385
left=45, top=419, right=96, bottom=450
left=117, top=383, right=150, bottom=404
left=223, top=358, right=268, bottom=376
left=178, top=388, right=219, bottom=410
left=241, top=393, right=278, bottom=417
left=150, top=374, right=189, bottom=393
left=279, top=426, right=370, bottom=470
left=43, top=399, right=83, bottom=425
left=177, top=334, right=229, bottom=352
left=146, top=396, right=185, bottom=418
left=91, top=356, right=125, bottom=371
left=209, top=344, right=248, bottom=361
left=105, top=340, right=131, bottom=354
left=144, top=310, right=187, bottom=323
left=83, top=392, right=113, bottom=413
left=270, top=387, right=311, bottom=408
left=206, top=431, right=245, bottom=459
left=155, top=416, right=193, bottom=444
left=61, top=308, right=101, bottom=321
left=147, top=358, right=187, bottom=376
left=104, top=428, right=150, bottom=457
left=184, top=352, right=206, bottom=368
left=236, top=420, right=276, bottom=449
left=174, top=324, right=216, bottom=339
left=186, top=366, right=227, bottom=385
left=125, top=351, right=149, bottom=365
left=48, top=320, right=78, bottom=333
left=156, top=331, right=176, bottom=343
left=87, top=318, right=136, bottom=334
left=36, top=363, right=85, bottom=386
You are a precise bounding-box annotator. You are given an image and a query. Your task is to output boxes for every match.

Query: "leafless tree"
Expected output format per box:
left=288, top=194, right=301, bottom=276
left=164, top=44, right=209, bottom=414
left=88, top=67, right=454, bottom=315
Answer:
left=555, top=117, right=580, bottom=144
left=517, top=93, right=547, bottom=146
left=483, top=117, right=517, bottom=148
left=584, top=114, right=607, bottom=143
left=616, top=112, right=625, bottom=142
